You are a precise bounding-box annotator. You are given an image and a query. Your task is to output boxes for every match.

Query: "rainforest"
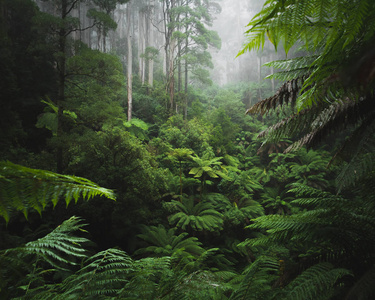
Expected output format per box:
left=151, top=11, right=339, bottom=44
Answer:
left=1, top=0, right=375, bottom=299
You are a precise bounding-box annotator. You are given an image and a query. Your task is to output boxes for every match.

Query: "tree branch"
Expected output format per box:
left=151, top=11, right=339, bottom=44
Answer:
left=65, top=0, right=81, bottom=18
left=65, top=21, right=99, bottom=36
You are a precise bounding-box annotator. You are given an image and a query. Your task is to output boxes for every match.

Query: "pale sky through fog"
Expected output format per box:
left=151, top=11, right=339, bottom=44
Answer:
left=210, top=0, right=266, bottom=85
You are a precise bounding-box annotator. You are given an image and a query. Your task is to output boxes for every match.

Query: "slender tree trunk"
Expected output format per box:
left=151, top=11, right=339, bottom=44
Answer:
left=138, top=9, right=146, bottom=84
left=184, top=18, right=188, bottom=119
left=257, top=55, right=262, bottom=100
left=177, top=43, right=181, bottom=115
left=271, top=53, right=275, bottom=94
left=184, top=58, right=188, bottom=119
left=56, top=0, right=67, bottom=173
left=178, top=46, right=181, bottom=92
left=144, top=1, right=149, bottom=87
left=97, top=25, right=101, bottom=50
left=177, top=0, right=182, bottom=114
left=103, top=28, right=106, bottom=52
left=127, top=2, right=133, bottom=121
left=162, top=0, right=176, bottom=114
left=148, top=0, right=154, bottom=88
left=179, top=161, right=183, bottom=197
left=169, top=37, right=175, bottom=113
left=163, top=0, right=169, bottom=78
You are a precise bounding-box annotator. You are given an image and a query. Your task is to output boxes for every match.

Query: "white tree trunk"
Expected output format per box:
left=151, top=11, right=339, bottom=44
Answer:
left=127, top=2, right=133, bottom=121
left=138, top=9, right=146, bottom=84
left=148, top=0, right=154, bottom=87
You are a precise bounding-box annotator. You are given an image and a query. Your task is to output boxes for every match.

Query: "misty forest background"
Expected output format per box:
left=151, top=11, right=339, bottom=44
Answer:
left=1, top=0, right=375, bottom=299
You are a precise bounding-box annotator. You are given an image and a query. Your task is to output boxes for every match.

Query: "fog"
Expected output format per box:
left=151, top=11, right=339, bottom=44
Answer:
left=34, top=0, right=279, bottom=90
left=209, top=0, right=283, bottom=88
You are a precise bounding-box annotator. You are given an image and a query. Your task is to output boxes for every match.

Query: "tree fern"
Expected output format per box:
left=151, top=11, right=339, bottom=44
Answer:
left=279, top=262, right=350, bottom=300
left=0, top=217, right=274, bottom=299
left=134, top=224, right=205, bottom=258
left=345, top=266, right=375, bottom=300
left=239, top=1, right=375, bottom=294
left=335, top=116, right=375, bottom=191
left=119, top=256, right=172, bottom=299
left=0, top=217, right=89, bottom=298
left=166, top=196, right=224, bottom=232
left=245, top=183, right=375, bottom=251
left=229, top=255, right=279, bottom=300
left=0, top=161, right=115, bottom=223
left=59, top=248, right=135, bottom=298
left=241, top=0, right=375, bottom=171
left=239, top=183, right=375, bottom=298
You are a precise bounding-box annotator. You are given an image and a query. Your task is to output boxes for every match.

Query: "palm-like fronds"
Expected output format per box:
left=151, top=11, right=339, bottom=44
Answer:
left=119, top=256, right=172, bottom=299
left=229, top=255, right=279, bottom=300
left=335, top=116, right=375, bottom=191
left=245, top=183, right=375, bottom=251
left=18, top=216, right=88, bottom=269
left=167, top=196, right=224, bottom=232
left=134, top=224, right=205, bottom=258
left=241, top=0, right=375, bottom=193
left=2, top=219, right=236, bottom=300
left=0, top=217, right=89, bottom=298
left=261, top=187, right=294, bottom=215
left=239, top=183, right=375, bottom=299
left=245, top=76, right=307, bottom=116
left=225, top=196, right=264, bottom=225
left=0, top=161, right=115, bottom=222
left=345, top=266, right=375, bottom=300
left=280, top=263, right=350, bottom=300
left=2, top=217, right=88, bottom=265
left=189, top=155, right=229, bottom=179
left=60, top=248, right=135, bottom=298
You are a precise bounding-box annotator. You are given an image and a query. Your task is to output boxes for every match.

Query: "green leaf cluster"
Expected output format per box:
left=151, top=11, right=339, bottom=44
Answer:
left=0, top=161, right=115, bottom=223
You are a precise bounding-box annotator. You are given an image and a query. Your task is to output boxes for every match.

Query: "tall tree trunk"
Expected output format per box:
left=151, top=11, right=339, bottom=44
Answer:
left=103, top=28, right=106, bottom=52
left=257, top=55, right=262, bottom=100
left=168, top=37, right=175, bottom=113
left=163, top=0, right=169, bottom=77
left=178, top=45, right=181, bottom=93
left=148, top=0, right=154, bottom=88
left=184, top=57, right=188, bottom=119
left=56, top=0, right=68, bottom=173
left=162, top=0, right=176, bottom=114
left=177, top=0, right=182, bottom=114
left=138, top=8, right=146, bottom=84
left=184, top=9, right=188, bottom=119
left=270, top=52, right=275, bottom=94
left=97, top=27, right=101, bottom=50
left=127, top=2, right=132, bottom=121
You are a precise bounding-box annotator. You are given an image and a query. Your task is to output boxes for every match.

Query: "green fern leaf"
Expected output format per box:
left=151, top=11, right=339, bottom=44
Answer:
left=0, top=161, right=115, bottom=223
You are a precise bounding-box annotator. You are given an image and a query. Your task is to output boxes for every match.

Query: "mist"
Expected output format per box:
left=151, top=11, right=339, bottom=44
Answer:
left=209, top=0, right=263, bottom=85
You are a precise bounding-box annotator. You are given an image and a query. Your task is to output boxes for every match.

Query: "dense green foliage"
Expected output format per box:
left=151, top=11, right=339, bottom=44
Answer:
left=1, top=0, right=374, bottom=299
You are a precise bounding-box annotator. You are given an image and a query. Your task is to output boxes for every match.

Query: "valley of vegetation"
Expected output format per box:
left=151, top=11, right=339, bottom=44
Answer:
left=1, top=0, right=375, bottom=299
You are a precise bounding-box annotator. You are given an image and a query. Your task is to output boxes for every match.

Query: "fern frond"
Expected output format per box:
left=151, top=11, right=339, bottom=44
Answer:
left=257, top=106, right=320, bottom=151
left=335, top=115, right=375, bottom=191
left=246, top=76, right=306, bottom=116
left=289, top=96, right=375, bottom=152
left=229, top=255, right=279, bottom=300
left=0, top=161, right=115, bottom=223
left=168, top=197, right=224, bottom=232
left=118, top=256, right=172, bottom=299
left=345, top=265, right=375, bottom=300
left=4, top=216, right=88, bottom=270
left=283, top=263, right=350, bottom=300
left=60, top=248, right=135, bottom=297
left=255, top=93, right=375, bottom=154
left=134, top=224, right=204, bottom=258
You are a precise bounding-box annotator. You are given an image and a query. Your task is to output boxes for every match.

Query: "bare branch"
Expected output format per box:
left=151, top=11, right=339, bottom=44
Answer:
left=65, top=0, right=81, bottom=18
left=65, top=21, right=99, bottom=36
